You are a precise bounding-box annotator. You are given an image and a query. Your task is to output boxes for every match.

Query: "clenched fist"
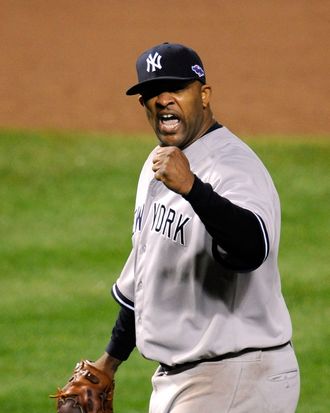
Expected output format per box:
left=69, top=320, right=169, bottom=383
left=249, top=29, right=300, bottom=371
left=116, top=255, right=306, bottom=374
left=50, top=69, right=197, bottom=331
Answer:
left=152, top=147, right=195, bottom=195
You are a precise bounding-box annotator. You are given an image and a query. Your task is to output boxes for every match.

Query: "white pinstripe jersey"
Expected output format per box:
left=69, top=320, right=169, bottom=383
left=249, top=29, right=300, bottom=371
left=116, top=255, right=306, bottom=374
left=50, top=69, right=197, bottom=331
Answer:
left=113, top=127, right=292, bottom=366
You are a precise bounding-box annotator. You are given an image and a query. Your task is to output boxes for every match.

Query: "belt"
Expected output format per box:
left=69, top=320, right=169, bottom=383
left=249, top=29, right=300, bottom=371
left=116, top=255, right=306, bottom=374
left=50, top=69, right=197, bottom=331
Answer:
left=159, top=341, right=291, bottom=375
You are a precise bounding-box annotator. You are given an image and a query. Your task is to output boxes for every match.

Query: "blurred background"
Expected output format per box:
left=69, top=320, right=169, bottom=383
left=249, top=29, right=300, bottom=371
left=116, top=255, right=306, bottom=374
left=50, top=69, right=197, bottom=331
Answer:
left=1, top=2, right=329, bottom=412
left=1, top=0, right=329, bottom=136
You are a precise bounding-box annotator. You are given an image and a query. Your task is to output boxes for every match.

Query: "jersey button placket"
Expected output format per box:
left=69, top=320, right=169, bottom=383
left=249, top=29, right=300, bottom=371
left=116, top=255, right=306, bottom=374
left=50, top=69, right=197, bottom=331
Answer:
left=135, top=243, right=146, bottom=335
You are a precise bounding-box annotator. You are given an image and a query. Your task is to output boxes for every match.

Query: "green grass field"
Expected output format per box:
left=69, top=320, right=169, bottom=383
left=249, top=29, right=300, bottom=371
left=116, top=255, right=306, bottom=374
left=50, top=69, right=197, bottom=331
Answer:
left=0, top=129, right=329, bottom=412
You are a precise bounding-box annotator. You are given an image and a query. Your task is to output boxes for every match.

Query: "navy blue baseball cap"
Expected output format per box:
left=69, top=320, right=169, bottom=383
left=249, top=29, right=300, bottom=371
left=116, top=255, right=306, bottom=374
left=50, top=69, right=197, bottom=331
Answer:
left=126, top=42, right=206, bottom=95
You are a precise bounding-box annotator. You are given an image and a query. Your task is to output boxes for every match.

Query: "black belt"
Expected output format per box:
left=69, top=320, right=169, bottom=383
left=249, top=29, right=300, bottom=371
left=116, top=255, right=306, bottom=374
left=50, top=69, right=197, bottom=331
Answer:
left=159, top=341, right=291, bottom=375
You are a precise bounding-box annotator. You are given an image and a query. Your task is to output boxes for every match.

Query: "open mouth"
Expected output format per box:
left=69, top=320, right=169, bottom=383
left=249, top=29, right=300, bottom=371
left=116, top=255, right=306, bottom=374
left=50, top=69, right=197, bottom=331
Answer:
left=158, top=114, right=180, bottom=132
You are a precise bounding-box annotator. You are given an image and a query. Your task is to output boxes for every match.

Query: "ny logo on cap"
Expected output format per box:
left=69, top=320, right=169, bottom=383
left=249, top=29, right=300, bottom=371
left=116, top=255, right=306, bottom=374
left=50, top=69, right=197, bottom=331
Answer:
left=146, top=52, right=162, bottom=72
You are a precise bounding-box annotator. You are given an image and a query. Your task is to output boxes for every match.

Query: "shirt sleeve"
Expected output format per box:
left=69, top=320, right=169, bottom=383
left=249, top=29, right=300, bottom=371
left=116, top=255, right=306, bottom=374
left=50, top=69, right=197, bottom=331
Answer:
left=112, top=249, right=136, bottom=309
left=183, top=176, right=269, bottom=271
left=106, top=305, right=136, bottom=361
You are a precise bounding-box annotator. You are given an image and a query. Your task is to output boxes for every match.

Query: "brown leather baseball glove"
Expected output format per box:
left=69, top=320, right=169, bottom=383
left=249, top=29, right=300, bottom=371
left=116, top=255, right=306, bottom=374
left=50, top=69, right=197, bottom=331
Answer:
left=51, top=360, right=114, bottom=413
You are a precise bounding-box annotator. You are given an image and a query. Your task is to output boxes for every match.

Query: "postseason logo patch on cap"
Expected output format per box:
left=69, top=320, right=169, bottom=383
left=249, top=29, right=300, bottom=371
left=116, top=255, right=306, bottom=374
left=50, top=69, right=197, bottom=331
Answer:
left=191, top=65, right=204, bottom=78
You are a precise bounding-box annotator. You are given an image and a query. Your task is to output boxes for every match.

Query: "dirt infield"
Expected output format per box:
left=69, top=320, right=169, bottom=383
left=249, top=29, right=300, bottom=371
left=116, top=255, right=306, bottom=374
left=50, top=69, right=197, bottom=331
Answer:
left=1, top=1, right=329, bottom=136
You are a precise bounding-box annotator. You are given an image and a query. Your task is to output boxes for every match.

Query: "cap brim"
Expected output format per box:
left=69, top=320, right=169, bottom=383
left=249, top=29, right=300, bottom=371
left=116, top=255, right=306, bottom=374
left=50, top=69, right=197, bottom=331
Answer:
left=126, top=76, right=200, bottom=95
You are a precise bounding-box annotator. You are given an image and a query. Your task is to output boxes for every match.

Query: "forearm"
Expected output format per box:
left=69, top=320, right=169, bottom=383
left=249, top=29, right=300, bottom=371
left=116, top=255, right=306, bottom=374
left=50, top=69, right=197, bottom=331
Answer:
left=106, top=305, right=136, bottom=361
left=183, top=176, right=269, bottom=271
left=94, top=305, right=136, bottom=377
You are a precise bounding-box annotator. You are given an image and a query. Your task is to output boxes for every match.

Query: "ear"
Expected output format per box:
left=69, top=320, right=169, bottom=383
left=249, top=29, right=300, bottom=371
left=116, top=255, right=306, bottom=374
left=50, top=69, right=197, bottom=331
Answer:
left=201, top=84, right=212, bottom=108
left=138, top=96, right=145, bottom=107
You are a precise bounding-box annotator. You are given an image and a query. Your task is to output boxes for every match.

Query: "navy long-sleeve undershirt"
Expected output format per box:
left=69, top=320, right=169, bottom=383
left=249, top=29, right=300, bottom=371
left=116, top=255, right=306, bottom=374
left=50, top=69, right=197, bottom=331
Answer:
left=183, top=175, right=269, bottom=271
left=106, top=304, right=136, bottom=361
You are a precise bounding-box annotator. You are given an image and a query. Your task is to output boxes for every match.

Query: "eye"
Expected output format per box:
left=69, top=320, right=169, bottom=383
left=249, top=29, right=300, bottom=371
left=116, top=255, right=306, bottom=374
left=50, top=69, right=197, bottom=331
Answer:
left=168, top=81, right=193, bottom=93
left=141, top=80, right=193, bottom=101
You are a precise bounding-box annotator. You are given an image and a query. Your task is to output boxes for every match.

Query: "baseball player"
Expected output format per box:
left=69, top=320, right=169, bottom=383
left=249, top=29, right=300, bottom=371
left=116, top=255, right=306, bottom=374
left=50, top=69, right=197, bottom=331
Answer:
left=54, top=43, right=300, bottom=413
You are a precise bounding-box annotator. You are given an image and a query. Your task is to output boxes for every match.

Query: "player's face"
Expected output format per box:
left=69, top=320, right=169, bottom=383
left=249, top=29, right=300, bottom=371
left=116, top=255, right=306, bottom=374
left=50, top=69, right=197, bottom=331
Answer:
left=139, top=80, right=212, bottom=149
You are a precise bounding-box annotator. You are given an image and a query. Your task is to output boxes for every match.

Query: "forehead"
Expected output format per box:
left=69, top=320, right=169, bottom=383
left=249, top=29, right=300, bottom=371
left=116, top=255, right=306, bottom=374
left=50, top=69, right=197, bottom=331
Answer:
left=140, top=80, right=199, bottom=100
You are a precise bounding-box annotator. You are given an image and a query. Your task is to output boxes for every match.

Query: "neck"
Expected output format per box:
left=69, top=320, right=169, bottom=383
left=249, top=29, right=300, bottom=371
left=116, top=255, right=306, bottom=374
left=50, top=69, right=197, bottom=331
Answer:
left=195, top=110, right=216, bottom=141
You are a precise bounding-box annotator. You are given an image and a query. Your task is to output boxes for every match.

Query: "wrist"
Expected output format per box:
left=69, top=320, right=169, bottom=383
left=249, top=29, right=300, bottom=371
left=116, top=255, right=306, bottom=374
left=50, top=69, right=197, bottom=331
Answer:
left=181, top=173, right=195, bottom=196
left=94, top=352, right=122, bottom=376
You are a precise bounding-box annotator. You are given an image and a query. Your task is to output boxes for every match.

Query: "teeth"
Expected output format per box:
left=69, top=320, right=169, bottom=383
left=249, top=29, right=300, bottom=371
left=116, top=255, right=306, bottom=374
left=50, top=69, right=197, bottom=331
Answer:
left=158, top=114, right=179, bottom=131
left=160, top=114, right=178, bottom=122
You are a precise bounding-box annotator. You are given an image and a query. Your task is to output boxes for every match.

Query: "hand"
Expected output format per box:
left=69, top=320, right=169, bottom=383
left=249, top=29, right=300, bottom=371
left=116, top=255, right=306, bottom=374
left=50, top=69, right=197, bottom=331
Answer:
left=152, top=147, right=195, bottom=195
